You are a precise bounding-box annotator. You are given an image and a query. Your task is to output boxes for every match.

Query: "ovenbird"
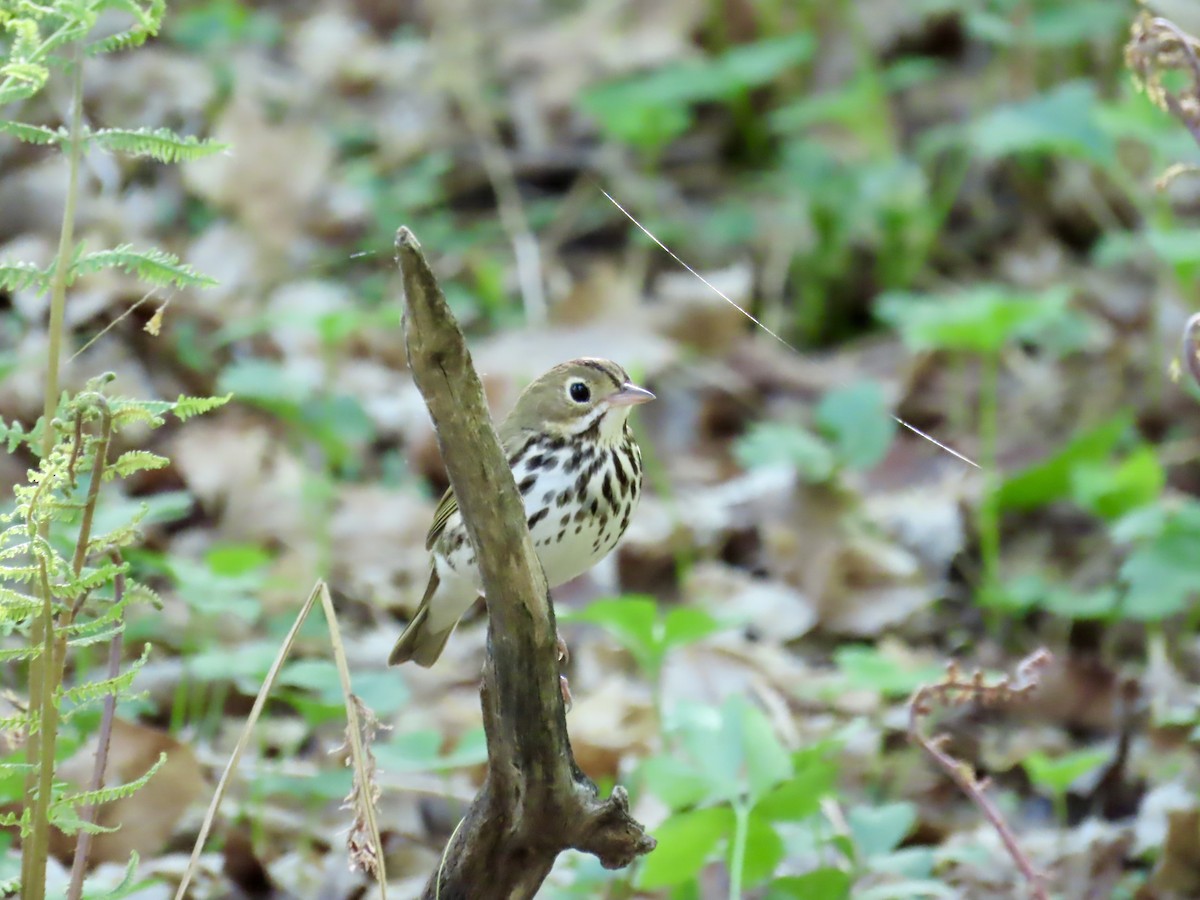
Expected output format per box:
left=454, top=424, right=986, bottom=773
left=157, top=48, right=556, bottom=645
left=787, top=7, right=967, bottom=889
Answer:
left=389, top=358, right=654, bottom=667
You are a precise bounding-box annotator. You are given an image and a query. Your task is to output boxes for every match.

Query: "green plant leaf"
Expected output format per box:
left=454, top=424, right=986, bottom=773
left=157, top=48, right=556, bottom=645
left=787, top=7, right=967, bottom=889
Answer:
left=1070, top=446, right=1164, bottom=520
left=753, top=745, right=838, bottom=822
left=567, top=596, right=658, bottom=671
left=737, top=811, right=786, bottom=886
left=735, top=422, right=835, bottom=482
left=848, top=802, right=916, bottom=860
left=637, top=806, right=733, bottom=889
left=87, top=126, right=228, bottom=163
left=832, top=645, right=944, bottom=699
left=815, top=381, right=896, bottom=470
left=740, top=700, right=793, bottom=802
left=965, top=81, right=1113, bottom=165
left=1119, top=527, right=1199, bottom=620
left=70, top=244, right=215, bottom=288
left=662, top=606, right=723, bottom=650
left=640, top=753, right=713, bottom=810
left=996, top=416, right=1130, bottom=511
left=1023, top=748, right=1109, bottom=796
left=767, top=869, right=853, bottom=899
left=877, top=285, right=1072, bottom=355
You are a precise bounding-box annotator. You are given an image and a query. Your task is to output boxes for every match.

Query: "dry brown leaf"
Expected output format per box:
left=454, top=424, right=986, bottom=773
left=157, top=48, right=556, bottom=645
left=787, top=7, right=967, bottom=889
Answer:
left=684, top=560, right=817, bottom=643
left=183, top=90, right=334, bottom=256
left=51, top=718, right=206, bottom=866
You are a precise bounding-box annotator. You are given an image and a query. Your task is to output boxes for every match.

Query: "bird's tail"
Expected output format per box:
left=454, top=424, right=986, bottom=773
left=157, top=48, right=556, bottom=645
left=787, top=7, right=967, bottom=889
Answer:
left=388, top=571, right=454, bottom=667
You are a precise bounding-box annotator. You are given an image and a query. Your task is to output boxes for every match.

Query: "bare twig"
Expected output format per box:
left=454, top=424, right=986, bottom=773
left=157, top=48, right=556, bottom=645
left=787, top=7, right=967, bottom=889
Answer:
left=65, top=552, right=126, bottom=900
left=1126, top=16, right=1200, bottom=392
left=396, top=226, right=655, bottom=900
left=1127, top=16, right=1200, bottom=150
left=908, top=649, right=1053, bottom=900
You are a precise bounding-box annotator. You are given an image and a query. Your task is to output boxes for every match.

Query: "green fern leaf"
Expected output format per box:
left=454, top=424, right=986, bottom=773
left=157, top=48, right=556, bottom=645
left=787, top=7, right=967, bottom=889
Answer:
left=0, top=564, right=38, bottom=583
left=0, top=260, right=48, bottom=293
left=0, top=585, right=41, bottom=619
left=0, top=61, right=48, bottom=105
left=86, top=0, right=165, bottom=55
left=81, top=852, right=143, bottom=900
left=54, top=751, right=165, bottom=811
left=0, top=119, right=65, bottom=145
left=125, top=581, right=164, bottom=610
left=173, top=393, right=232, bottom=421
left=64, top=589, right=135, bottom=639
left=69, top=244, right=215, bottom=289
left=58, top=656, right=143, bottom=706
left=0, top=645, right=40, bottom=662
left=87, top=126, right=227, bottom=164
left=103, top=450, right=169, bottom=480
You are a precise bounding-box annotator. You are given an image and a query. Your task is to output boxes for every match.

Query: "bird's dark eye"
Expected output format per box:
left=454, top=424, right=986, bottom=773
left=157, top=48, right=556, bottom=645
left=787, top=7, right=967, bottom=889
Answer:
left=569, top=381, right=591, bottom=403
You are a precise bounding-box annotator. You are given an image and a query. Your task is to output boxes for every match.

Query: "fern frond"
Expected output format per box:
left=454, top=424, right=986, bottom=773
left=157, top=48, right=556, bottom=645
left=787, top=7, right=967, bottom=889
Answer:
left=0, top=259, right=50, bottom=293
left=124, top=582, right=163, bottom=610
left=0, top=61, right=48, bottom=106
left=103, top=450, right=168, bottom=480
left=53, top=750, right=165, bottom=812
left=86, top=0, right=164, bottom=54
left=0, top=806, right=27, bottom=829
left=64, top=590, right=134, bottom=638
left=173, top=393, right=232, bottom=421
left=82, top=852, right=142, bottom=900
left=0, top=585, right=41, bottom=619
left=106, top=403, right=168, bottom=432
left=87, top=512, right=147, bottom=556
left=0, top=119, right=65, bottom=145
left=87, top=126, right=227, bottom=164
left=56, top=561, right=126, bottom=600
left=0, top=564, right=38, bottom=583
left=59, top=627, right=122, bottom=651
left=69, top=244, right=215, bottom=289
left=0, top=645, right=40, bottom=663
left=45, top=804, right=113, bottom=836
left=57, top=668, right=135, bottom=705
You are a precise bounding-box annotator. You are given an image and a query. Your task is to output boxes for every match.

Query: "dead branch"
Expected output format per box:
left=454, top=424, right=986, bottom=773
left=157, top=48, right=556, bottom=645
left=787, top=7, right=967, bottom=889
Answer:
left=908, top=649, right=1053, bottom=900
left=395, top=227, right=655, bottom=900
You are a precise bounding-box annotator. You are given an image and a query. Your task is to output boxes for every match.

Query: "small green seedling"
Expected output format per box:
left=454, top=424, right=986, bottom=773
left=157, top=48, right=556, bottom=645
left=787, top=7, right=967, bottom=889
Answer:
left=877, top=284, right=1079, bottom=614
left=1023, top=747, right=1109, bottom=825
left=735, top=381, right=896, bottom=483
left=564, top=595, right=724, bottom=686
left=636, top=696, right=840, bottom=895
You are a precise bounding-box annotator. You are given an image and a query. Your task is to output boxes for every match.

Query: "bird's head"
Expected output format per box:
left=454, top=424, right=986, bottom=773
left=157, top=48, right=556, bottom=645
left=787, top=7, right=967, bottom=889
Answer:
left=507, top=358, right=654, bottom=445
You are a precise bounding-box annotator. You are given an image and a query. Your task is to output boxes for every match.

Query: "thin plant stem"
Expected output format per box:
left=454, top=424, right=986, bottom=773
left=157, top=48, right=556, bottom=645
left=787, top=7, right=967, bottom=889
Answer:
left=727, top=799, right=750, bottom=900
left=908, top=650, right=1052, bottom=900
left=26, top=558, right=59, bottom=900
left=977, top=350, right=1001, bottom=611
left=23, top=39, right=86, bottom=899
left=66, top=553, right=127, bottom=900
left=41, top=39, right=85, bottom=457
left=319, top=582, right=388, bottom=892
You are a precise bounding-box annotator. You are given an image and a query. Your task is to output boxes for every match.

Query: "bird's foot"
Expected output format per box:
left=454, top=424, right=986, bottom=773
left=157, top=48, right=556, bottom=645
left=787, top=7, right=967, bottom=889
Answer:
left=556, top=634, right=572, bottom=711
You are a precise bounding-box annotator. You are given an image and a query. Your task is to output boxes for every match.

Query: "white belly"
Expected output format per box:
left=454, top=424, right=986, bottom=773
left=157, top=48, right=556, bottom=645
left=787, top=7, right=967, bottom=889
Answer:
left=429, top=435, right=641, bottom=630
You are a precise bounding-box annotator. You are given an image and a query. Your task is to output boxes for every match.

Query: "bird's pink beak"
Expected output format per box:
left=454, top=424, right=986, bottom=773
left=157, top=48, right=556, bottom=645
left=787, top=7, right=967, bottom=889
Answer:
left=608, top=383, right=655, bottom=407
